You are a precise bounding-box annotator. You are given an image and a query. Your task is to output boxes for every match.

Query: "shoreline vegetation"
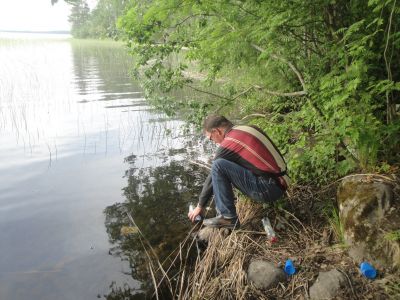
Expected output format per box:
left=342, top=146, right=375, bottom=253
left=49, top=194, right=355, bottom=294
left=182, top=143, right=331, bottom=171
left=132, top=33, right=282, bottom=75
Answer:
left=130, top=177, right=400, bottom=299
left=56, top=0, right=400, bottom=298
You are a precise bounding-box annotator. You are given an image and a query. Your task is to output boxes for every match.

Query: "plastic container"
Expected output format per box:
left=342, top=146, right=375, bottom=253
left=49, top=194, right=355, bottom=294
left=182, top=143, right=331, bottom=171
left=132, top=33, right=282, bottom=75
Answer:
left=261, top=217, right=277, bottom=243
left=284, top=259, right=296, bottom=275
left=360, top=262, right=377, bottom=279
left=189, top=204, right=202, bottom=222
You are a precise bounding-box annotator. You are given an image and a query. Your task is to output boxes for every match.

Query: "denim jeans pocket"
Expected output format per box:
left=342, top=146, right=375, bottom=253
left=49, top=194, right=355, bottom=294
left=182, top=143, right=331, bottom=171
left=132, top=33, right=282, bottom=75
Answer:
left=256, top=177, right=284, bottom=203
left=250, top=191, right=268, bottom=202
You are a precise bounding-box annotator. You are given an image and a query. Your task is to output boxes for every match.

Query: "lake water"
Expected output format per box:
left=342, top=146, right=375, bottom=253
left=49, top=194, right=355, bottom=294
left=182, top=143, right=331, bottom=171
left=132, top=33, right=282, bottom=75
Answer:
left=0, top=32, right=208, bottom=299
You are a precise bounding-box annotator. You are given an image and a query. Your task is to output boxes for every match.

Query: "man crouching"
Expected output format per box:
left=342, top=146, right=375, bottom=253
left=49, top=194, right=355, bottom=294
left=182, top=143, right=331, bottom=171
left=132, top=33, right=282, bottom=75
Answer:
left=188, top=115, right=290, bottom=229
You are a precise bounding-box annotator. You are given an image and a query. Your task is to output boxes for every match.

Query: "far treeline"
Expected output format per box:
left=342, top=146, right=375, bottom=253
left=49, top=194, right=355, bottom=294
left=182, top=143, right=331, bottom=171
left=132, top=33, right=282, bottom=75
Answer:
left=57, top=0, right=400, bottom=184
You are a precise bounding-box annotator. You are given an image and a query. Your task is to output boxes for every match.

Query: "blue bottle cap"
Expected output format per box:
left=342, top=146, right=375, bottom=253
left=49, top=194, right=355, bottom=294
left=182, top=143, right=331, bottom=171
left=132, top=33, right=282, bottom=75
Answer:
left=360, top=262, right=376, bottom=279
left=284, top=259, right=296, bottom=275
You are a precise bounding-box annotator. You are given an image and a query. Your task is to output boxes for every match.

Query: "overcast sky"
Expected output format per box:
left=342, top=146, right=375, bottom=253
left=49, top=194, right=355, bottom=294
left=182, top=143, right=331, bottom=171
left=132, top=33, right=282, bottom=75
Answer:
left=0, top=0, right=97, bottom=32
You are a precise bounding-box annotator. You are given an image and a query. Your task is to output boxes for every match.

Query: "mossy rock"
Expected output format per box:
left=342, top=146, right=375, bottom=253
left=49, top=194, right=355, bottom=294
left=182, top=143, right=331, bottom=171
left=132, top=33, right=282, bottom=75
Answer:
left=337, top=175, right=399, bottom=268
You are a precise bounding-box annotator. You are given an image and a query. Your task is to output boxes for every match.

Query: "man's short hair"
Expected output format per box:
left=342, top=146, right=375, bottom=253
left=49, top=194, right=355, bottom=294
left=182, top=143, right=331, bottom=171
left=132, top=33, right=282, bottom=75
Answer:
left=203, top=115, right=233, bottom=132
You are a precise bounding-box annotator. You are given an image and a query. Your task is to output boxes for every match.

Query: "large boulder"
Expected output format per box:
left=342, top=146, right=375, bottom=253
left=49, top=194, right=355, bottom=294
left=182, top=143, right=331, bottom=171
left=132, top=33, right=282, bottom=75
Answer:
left=247, top=260, right=286, bottom=290
left=337, top=175, right=400, bottom=268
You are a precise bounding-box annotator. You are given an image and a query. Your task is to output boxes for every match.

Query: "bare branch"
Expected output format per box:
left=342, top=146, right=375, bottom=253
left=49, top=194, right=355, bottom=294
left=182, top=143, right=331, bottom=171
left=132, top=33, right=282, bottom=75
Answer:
left=384, top=0, right=397, bottom=124
left=251, top=43, right=307, bottom=92
left=183, top=84, right=232, bottom=101
left=166, top=14, right=216, bottom=29
left=232, top=85, right=261, bottom=100
left=236, top=84, right=306, bottom=98
left=185, top=81, right=305, bottom=117
left=240, top=113, right=269, bottom=121
left=189, top=160, right=211, bottom=170
left=264, top=89, right=307, bottom=97
left=231, top=1, right=261, bottom=18
left=271, top=55, right=306, bottom=91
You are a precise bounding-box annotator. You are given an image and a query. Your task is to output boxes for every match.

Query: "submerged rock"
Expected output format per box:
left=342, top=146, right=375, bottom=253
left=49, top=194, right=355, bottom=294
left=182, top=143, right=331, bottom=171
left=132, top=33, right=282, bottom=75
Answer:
left=247, top=260, right=286, bottom=290
left=337, top=175, right=400, bottom=268
left=309, top=269, right=346, bottom=299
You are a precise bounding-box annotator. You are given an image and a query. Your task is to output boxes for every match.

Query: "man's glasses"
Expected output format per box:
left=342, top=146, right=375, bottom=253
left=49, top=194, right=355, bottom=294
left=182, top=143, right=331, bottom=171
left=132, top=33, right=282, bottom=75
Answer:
left=206, top=129, right=215, bottom=141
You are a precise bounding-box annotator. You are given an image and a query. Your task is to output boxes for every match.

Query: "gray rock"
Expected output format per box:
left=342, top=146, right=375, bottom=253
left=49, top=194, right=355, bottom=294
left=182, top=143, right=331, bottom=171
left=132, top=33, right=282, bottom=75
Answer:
left=337, top=175, right=399, bottom=268
left=309, top=269, right=346, bottom=299
left=196, top=227, right=216, bottom=243
left=247, top=260, right=286, bottom=290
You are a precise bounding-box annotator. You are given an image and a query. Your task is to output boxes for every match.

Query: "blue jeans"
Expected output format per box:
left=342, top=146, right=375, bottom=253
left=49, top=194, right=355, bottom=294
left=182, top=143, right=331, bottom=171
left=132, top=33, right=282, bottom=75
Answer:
left=211, top=158, right=284, bottom=218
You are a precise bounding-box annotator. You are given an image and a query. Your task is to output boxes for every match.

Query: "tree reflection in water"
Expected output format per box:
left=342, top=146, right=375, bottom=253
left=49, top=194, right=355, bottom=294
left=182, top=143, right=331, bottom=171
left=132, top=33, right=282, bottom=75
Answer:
left=104, top=153, right=207, bottom=299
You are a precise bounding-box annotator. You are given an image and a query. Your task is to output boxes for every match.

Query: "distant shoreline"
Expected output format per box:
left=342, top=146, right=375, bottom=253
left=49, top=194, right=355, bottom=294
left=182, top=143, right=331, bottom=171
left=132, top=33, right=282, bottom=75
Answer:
left=0, top=30, right=70, bottom=35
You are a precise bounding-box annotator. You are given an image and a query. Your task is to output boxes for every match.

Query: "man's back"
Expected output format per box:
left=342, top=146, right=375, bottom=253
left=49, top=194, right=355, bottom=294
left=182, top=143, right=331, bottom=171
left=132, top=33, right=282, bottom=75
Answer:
left=217, top=125, right=290, bottom=189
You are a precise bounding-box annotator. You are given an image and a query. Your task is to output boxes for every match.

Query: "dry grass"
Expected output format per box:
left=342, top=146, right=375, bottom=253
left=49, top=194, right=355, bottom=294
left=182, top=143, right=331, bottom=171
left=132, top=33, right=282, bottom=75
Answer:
left=148, top=185, right=397, bottom=299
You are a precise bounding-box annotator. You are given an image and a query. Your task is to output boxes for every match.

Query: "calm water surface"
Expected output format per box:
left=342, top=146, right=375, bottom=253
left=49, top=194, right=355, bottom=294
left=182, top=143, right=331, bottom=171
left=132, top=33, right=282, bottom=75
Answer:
left=0, top=33, right=207, bottom=299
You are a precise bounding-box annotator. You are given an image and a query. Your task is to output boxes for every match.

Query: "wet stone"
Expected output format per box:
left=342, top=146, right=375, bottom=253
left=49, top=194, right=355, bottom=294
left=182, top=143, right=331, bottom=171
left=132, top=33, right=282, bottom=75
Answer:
left=247, top=260, right=286, bottom=290
left=196, top=227, right=217, bottom=243
left=309, top=269, right=346, bottom=299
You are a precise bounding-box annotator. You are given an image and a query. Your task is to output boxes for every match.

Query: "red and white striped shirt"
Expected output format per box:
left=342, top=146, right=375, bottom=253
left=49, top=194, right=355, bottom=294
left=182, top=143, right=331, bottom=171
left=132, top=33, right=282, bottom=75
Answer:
left=198, top=125, right=290, bottom=207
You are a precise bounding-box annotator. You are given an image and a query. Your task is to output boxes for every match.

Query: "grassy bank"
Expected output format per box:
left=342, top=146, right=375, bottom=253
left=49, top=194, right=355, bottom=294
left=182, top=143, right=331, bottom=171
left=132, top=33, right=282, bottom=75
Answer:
left=148, top=184, right=399, bottom=299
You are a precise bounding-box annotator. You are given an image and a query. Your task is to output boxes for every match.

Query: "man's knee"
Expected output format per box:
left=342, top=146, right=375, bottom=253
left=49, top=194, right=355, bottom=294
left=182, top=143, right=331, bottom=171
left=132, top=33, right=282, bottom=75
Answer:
left=211, top=158, right=229, bottom=174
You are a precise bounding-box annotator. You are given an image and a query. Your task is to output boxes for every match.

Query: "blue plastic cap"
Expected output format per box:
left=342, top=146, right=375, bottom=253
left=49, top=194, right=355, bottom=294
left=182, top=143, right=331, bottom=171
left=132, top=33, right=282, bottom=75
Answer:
left=284, top=259, right=296, bottom=275
left=360, top=262, right=377, bottom=279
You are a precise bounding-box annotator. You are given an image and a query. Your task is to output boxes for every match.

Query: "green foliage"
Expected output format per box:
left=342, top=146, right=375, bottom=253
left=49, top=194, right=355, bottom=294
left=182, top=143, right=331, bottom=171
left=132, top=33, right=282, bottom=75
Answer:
left=115, top=0, right=400, bottom=184
left=68, top=0, right=90, bottom=38
left=64, top=0, right=129, bottom=39
left=385, top=230, right=400, bottom=241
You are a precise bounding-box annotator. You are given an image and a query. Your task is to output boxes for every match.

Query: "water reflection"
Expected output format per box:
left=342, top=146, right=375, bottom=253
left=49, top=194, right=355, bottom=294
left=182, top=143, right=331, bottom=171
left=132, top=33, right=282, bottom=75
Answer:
left=70, top=39, right=209, bottom=299
left=70, top=41, right=144, bottom=104
left=0, top=33, right=208, bottom=300
left=103, top=153, right=207, bottom=298
left=0, top=32, right=212, bottom=299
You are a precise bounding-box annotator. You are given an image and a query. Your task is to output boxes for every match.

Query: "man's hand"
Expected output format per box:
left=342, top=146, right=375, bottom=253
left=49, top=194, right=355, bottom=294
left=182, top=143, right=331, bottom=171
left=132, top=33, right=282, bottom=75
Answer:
left=188, top=205, right=203, bottom=222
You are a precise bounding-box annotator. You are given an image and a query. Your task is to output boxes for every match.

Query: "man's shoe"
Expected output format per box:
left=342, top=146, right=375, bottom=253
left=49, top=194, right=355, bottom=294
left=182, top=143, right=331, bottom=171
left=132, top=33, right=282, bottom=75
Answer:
left=203, top=215, right=240, bottom=229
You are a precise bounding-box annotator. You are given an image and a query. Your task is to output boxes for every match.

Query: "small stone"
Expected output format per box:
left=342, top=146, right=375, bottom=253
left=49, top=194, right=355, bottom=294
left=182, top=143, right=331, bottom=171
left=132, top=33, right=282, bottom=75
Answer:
left=247, top=260, right=286, bottom=290
left=309, top=269, right=347, bottom=299
left=196, top=227, right=216, bottom=243
left=220, top=228, right=230, bottom=237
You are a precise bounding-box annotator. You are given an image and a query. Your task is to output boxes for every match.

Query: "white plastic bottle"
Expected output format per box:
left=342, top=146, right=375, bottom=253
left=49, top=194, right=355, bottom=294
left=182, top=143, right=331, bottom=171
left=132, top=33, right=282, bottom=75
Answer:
left=189, top=204, right=202, bottom=222
left=262, top=217, right=277, bottom=243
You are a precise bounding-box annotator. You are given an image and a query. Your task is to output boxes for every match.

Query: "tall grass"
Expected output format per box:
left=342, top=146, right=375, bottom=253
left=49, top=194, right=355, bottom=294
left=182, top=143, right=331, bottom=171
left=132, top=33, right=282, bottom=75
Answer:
left=323, top=200, right=345, bottom=245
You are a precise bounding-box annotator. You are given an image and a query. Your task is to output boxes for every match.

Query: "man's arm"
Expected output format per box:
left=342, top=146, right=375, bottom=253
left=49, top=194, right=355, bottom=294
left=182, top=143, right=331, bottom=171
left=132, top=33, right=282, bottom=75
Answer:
left=188, top=174, right=212, bottom=222
left=198, top=174, right=213, bottom=208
